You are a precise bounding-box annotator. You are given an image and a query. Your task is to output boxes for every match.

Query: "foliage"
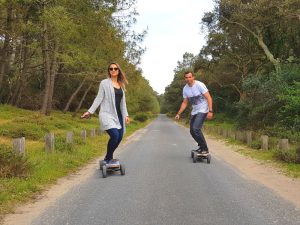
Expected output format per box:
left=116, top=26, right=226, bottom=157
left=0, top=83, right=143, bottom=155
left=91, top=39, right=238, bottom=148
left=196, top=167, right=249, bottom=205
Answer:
left=234, top=64, right=300, bottom=131
left=161, top=0, right=300, bottom=135
left=0, top=0, right=159, bottom=115
left=0, top=145, right=31, bottom=178
left=277, top=81, right=300, bottom=131
left=274, top=147, right=300, bottom=164
left=133, top=112, right=148, bottom=122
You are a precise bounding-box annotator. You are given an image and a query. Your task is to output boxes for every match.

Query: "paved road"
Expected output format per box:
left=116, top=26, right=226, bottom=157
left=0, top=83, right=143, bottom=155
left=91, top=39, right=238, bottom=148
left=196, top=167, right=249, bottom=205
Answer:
left=32, top=115, right=300, bottom=225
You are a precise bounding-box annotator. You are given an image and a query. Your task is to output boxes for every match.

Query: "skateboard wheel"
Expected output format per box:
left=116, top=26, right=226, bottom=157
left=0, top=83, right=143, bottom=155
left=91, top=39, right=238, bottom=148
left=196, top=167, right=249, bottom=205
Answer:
left=191, top=151, right=194, bottom=158
left=207, top=155, right=211, bottom=164
left=193, top=154, right=197, bottom=163
left=102, top=165, right=107, bottom=178
left=120, top=164, right=125, bottom=176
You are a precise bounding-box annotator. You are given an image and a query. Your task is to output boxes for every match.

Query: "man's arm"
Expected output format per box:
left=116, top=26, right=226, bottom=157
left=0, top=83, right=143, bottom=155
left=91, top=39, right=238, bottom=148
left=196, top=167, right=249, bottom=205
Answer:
left=175, top=98, right=189, bottom=120
left=203, top=91, right=213, bottom=120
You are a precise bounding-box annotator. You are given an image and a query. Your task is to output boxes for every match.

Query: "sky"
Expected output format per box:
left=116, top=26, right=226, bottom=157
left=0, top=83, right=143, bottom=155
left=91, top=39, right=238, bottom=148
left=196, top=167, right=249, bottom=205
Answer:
left=133, top=0, right=215, bottom=94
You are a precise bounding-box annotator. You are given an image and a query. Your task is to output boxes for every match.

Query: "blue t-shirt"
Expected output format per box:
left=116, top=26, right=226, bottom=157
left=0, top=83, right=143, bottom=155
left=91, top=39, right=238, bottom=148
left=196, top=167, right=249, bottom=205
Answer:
left=183, top=80, right=209, bottom=115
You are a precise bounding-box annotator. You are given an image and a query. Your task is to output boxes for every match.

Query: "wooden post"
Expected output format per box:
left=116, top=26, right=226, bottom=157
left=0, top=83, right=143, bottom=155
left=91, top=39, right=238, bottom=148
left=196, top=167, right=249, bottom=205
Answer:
left=213, top=126, right=217, bottom=133
left=229, top=129, right=236, bottom=140
left=261, top=135, right=268, bottom=150
left=45, top=133, right=55, bottom=152
left=90, top=128, right=96, bottom=137
left=12, top=137, right=25, bottom=156
left=236, top=131, right=244, bottom=142
left=279, top=139, right=289, bottom=150
left=222, top=129, right=227, bottom=137
left=97, top=128, right=104, bottom=136
left=296, top=147, right=300, bottom=161
left=80, top=130, right=87, bottom=143
left=246, top=131, right=252, bottom=145
left=66, top=131, right=73, bottom=144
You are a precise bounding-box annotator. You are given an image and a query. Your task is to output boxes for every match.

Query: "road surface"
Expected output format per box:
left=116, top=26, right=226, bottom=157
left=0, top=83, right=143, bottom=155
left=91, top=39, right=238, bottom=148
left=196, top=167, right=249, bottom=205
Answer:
left=31, top=115, right=300, bottom=225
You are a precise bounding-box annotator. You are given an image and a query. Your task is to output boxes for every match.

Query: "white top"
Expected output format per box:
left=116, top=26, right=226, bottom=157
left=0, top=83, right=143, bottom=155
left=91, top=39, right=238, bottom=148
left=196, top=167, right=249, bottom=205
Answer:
left=88, top=78, right=129, bottom=132
left=183, top=80, right=209, bottom=115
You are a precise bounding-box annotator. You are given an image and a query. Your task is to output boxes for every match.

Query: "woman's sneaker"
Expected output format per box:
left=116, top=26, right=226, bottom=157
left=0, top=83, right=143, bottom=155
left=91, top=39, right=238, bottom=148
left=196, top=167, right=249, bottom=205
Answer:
left=108, top=159, right=119, bottom=165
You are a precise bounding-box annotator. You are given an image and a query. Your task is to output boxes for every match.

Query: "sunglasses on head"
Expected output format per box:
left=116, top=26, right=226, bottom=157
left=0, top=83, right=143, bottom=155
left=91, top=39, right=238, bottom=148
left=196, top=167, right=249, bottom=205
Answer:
left=109, top=67, right=119, bottom=71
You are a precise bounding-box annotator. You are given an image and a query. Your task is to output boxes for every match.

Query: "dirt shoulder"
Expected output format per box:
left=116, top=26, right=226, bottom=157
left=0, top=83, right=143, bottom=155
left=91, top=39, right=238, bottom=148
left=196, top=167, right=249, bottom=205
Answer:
left=207, top=135, right=300, bottom=210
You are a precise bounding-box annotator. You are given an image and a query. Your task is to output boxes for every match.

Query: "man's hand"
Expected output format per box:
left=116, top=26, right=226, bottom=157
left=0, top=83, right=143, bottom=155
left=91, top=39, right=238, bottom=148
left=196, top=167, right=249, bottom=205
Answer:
left=175, top=114, right=180, bottom=120
left=206, top=112, right=213, bottom=120
left=125, top=116, right=130, bottom=124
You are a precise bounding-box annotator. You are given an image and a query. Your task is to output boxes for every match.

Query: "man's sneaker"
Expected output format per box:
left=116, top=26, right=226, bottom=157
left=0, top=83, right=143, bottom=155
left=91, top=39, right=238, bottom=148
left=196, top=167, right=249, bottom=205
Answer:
left=193, top=147, right=202, bottom=152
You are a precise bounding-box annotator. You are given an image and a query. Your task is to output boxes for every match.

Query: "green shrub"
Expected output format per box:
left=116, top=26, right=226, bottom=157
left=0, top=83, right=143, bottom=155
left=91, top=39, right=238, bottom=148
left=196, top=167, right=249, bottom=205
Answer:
left=274, top=147, right=300, bottom=164
left=0, top=123, right=47, bottom=140
left=250, top=140, right=261, bottom=149
left=0, top=145, right=31, bottom=178
left=55, top=136, right=74, bottom=153
left=134, top=112, right=148, bottom=122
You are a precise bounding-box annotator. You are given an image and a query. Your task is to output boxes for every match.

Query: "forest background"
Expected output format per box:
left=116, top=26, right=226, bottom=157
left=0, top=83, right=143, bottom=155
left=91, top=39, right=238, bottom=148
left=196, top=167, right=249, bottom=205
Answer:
left=0, top=0, right=159, bottom=116
left=162, top=0, right=300, bottom=146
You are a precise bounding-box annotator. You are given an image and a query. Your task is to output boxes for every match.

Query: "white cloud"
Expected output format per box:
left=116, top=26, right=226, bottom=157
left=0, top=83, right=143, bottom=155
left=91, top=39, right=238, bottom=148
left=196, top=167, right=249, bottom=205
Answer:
left=134, top=0, right=215, bottom=94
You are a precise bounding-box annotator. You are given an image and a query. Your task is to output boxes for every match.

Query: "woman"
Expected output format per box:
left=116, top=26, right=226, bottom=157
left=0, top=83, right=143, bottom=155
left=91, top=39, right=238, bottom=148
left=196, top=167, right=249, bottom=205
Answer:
left=81, top=62, right=130, bottom=163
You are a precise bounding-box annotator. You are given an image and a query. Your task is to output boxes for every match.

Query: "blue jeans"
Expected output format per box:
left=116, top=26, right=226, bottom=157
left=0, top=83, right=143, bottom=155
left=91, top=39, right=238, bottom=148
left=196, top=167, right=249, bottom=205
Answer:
left=105, top=114, right=123, bottom=161
left=190, top=112, right=208, bottom=151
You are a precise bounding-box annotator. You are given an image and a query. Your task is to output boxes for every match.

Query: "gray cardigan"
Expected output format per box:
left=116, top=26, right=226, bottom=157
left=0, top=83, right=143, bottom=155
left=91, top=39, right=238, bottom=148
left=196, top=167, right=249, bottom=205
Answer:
left=88, top=78, right=129, bottom=132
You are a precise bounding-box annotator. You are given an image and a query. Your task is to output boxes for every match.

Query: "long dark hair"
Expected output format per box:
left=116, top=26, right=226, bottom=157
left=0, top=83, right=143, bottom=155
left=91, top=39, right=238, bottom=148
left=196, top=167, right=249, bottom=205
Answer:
left=107, top=62, right=128, bottom=89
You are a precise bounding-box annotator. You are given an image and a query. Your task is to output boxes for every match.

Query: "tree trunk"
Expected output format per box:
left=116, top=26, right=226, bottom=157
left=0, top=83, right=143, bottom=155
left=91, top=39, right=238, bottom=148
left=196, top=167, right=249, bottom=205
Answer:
left=40, top=20, right=52, bottom=115
left=0, top=3, right=13, bottom=97
left=45, top=39, right=59, bottom=116
left=63, top=78, right=86, bottom=113
left=256, top=29, right=280, bottom=72
left=72, top=84, right=92, bottom=117
left=223, top=17, right=281, bottom=72
left=10, top=37, right=30, bottom=106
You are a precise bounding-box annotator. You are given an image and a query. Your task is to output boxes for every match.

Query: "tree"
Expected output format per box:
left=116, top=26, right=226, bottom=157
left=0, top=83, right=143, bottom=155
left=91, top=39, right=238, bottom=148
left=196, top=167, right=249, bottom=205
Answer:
left=203, top=0, right=300, bottom=72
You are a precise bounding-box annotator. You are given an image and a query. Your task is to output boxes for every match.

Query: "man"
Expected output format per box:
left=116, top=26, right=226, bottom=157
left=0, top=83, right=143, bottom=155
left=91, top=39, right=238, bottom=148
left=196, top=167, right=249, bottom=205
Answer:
left=175, top=71, right=213, bottom=153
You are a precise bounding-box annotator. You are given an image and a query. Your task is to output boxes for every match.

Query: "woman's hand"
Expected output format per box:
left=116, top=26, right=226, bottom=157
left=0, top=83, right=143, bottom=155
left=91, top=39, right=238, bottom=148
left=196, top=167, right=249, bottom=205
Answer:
left=125, top=116, right=130, bottom=124
left=80, top=111, right=91, bottom=119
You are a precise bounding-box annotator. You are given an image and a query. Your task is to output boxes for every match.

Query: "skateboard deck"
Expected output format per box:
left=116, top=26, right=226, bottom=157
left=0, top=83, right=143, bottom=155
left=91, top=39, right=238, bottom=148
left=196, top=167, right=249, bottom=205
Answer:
left=106, top=160, right=120, bottom=168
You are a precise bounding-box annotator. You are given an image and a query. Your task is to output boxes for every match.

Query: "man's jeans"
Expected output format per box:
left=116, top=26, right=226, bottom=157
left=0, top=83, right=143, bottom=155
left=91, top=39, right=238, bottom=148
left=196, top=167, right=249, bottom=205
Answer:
left=190, top=112, right=208, bottom=151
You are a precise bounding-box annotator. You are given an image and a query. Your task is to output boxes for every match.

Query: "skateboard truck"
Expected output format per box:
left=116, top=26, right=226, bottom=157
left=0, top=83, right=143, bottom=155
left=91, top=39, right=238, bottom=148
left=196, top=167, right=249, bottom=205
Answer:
left=99, top=159, right=125, bottom=178
left=191, top=150, right=211, bottom=164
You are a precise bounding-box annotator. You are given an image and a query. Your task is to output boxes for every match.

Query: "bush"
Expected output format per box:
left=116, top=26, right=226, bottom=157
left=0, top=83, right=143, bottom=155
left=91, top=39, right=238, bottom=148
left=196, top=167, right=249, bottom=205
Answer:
left=134, top=112, right=148, bottom=122
left=55, top=136, right=74, bottom=153
left=0, top=122, right=47, bottom=140
left=236, top=64, right=300, bottom=131
left=274, top=147, right=300, bottom=164
left=250, top=140, right=261, bottom=149
left=0, top=144, right=31, bottom=178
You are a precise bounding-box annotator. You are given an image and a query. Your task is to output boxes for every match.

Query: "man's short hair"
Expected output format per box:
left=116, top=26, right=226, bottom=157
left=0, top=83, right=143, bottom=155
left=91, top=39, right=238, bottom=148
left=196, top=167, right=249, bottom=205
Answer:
left=184, top=71, right=194, bottom=77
